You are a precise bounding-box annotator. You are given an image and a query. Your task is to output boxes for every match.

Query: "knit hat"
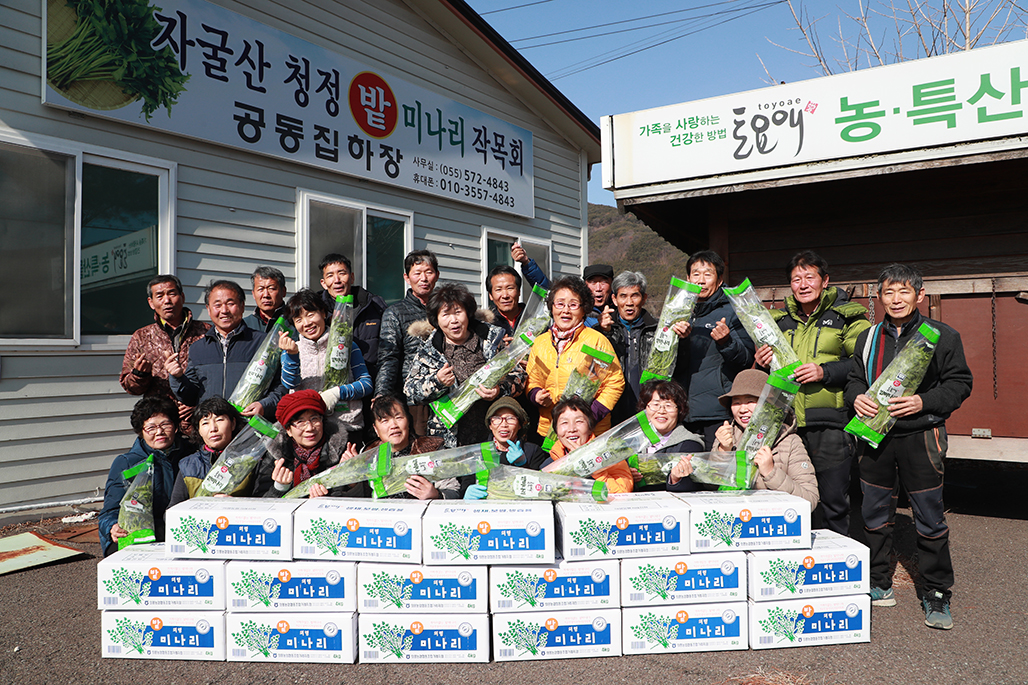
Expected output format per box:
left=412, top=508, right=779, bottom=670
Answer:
left=582, top=264, right=614, bottom=281
left=275, top=389, right=327, bottom=426
left=718, top=369, right=769, bottom=408
left=484, top=396, right=529, bottom=427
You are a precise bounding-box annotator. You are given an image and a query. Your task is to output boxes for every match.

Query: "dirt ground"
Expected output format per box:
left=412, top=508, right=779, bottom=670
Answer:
left=0, top=459, right=1025, bottom=685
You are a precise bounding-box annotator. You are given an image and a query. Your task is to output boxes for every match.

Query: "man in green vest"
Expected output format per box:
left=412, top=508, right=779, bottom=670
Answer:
left=754, top=250, right=871, bottom=536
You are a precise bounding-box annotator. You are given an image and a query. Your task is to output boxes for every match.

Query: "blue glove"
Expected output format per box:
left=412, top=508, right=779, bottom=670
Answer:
left=505, top=440, right=525, bottom=465
left=463, top=484, right=488, bottom=500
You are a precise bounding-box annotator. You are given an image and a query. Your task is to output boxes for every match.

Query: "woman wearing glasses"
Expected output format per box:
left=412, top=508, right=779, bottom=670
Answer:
left=252, top=389, right=366, bottom=498
left=633, top=379, right=705, bottom=492
left=526, top=276, right=625, bottom=443
left=99, top=396, right=191, bottom=557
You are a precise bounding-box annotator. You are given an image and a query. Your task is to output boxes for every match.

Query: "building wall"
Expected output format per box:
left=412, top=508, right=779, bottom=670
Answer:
left=0, top=0, right=592, bottom=506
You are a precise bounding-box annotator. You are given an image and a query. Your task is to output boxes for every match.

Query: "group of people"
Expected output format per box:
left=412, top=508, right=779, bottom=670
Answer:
left=101, top=244, right=971, bottom=632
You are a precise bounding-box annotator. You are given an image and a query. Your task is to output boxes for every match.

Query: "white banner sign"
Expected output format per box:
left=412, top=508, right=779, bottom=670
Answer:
left=43, top=0, right=534, bottom=217
left=606, top=39, right=1028, bottom=189
left=80, top=227, right=156, bottom=289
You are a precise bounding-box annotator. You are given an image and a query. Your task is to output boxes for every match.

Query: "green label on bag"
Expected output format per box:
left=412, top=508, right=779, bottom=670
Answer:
left=541, top=434, right=556, bottom=452
left=580, top=344, right=615, bottom=365
left=591, top=480, right=608, bottom=502
left=374, top=444, right=393, bottom=478
left=248, top=415, right=280, bottom=438
left=370, top=478, right=387, bottom=499
left=636, top=411, right=661, bottom=444
left=639, top=369, right=670, bottom=384
left=532, top=283, right=548, bottom=298
left=475, top=469, right=490, bottom=487
left=768, top=372, right=801, bottom=393
left=627, top=455, right=639, bottom=469
left=118, top=528, right=156, bottom=550
left=430, top=396, right=460, bottom=429
left=723, top=278, right=752, bottom=296
left=844, top=416, right=884, bottom=449
left=122, top=454, right=153, bottom=480
left=735, top=450, right=750, bottom=489
left=918, top=322, right=940, bottom=344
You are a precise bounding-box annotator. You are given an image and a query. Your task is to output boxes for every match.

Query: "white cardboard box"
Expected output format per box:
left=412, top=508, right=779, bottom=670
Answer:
left=673, top=491, right=812, bottom=552
left=97, top=543, right=226, bottom=610
left=358, top=563, right=489, bottom=613
left=488, top=558, right=620, bottom=612
left=226, top=612, right=357, bottom=662
left=748, top=529, right=870, bottom=601
left=225, top=560, right=357, bottom=612
left=554, top=496, right=689, bottom=559
left=165, top=498, right=303, bottom=560
left=358, top=613, right=490, bottom=663
left=492, top=608, right=622, bottom=661
left=620, top=552, right=747, bottom=606
left=622, top=602, right=748, bottom=654
left=748, top=594, right=871, bottom=649
left=422, top=500, right=555, bottom=565
left=101, top=610, right=225, bottom=660
left=293, top=498, right=428, bottom=562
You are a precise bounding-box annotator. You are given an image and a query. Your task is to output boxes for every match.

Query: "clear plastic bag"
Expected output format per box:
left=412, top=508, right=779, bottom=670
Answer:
left=724, top=278, right=801, bottom=375
left=323, top=294, right=354, bottom=391
left=229, top=317, right=290, bottom=410
left=117, top=454, right=156, bottom=550
left=738, top=373, right=800, bottom=453
left=195, top=416, right=279, bottom=497
left=630, top=450, right=758, bottom=489
left=479, top=464, right=609, bottom=503
left=512, top=283, right=552, bottom=339
left=543, top=410, right=661, bottom=478
left=640, top=277, right=702, bottom=382
left=430, top=332, right=537, bottom=429
left=845, top=322, right=940, bottom=449
left=282, top=443, right=392, bottom=499
left=369, top=442, right=496, bottom=498
left=541, top=344, right=618, bottom=451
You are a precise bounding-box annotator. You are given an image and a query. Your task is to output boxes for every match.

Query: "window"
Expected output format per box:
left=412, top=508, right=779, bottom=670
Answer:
left=0, top=135, right=174, bottom=345
left=297, top=190, right=411, bottom=306
left=482, top=229, right=552, bottom=303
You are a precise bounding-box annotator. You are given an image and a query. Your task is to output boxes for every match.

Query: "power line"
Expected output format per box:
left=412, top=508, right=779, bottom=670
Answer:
left=480, top=0, right=555, bottom=16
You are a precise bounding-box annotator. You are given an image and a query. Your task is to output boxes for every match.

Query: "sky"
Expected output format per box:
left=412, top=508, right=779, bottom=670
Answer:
left=465, top=0, right=832, bottom=206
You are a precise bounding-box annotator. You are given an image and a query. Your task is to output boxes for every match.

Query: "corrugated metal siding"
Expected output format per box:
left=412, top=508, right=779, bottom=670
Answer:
left=0, top=0, right=588, bottom=506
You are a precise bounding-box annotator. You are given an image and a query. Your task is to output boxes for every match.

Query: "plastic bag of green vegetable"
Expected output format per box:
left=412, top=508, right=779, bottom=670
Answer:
left=724, top=278, right=801, bottom=376
left=117, top=454, right=157, bottom=550
left=282, top=443, right=392, bottom=498
left=322, top=295, right=354, bottom=397
left=628, top=450, right=757, bottom=489
left=228, top=317, right=290, bottom=411
left=512, top=283, right=551, bottom=339
left=540, top=344, right=618, bottom=450
left=543, top=410, right=661, bottom=478
left=845, top=322, right=940, bottom=449
left=430, top=332, right=537, bottom=429
left=640, top=277, right=702, bottom=383
left=195, top=416, right=279, bottom=497
left=369, top=442, right=496, bottom=498
left=738, top=373, right=800, bottom=453
left=477, top=463, right=609, bottom=503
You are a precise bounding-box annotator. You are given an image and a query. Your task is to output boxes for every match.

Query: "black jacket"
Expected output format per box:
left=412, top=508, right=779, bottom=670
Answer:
left=375, top=289, right=429, bottom=399
left=845, top=310, right=972, bottom=437
left=595, top=310, right=660, bottom=425
left=319, top=286, right=387, bottom=380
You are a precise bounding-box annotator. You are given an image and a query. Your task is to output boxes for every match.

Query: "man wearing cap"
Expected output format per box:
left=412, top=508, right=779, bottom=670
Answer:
left=583, top=264, right=615, bottom=329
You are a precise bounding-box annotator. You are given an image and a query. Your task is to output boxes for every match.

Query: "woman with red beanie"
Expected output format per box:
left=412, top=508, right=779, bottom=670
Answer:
left=251, top=389, right=365, bottom=498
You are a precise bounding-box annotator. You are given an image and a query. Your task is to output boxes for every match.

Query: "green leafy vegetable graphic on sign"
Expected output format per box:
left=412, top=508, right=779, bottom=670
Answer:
left=695, top=510, right=742, bottom=548
left=364, top=621, right=413, bottom=659
left=497, top=570, right=548, bottom=608
left=302, top=517, right=350, bottom=556
left=761, top=559, right=806, bottom=594
left=498, top=619, right=548, bottom=655
left=231, top=570, right=281, bottom=607
left=630, top=564, right=677, bottom=601
left=759, top=606, right=805, bottom=642
left=569, top=518, right=619, bottom=555
left=107, top=617, right=153, bottom=654
left=232, top=620, right=280, bottom=658
left=430, top=523, right=481, bottom=560
left=170, top=515, right=219, bottom=553
left=103, top=568, right=151, bottom=605
left=631, top=613, right=679, bottom=649
left=364, top=572, right=413, bottom=609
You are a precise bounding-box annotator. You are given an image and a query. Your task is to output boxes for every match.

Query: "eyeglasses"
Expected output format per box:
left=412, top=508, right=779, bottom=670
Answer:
left=142, top=421, right=175, bottom=435
left=490, top=415, right=520, bottom=426
left=552, top=301, right=581, bottom=311
left=290, top=415, right=324, bottom=429
left=646, top=400, right=677, bottom=412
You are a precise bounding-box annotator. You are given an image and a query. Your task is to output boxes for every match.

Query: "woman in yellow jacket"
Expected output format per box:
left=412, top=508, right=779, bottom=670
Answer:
left=526, top=276, right=625, bottom=440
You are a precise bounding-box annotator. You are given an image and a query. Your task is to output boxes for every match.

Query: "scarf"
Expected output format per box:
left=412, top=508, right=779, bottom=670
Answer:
left=550, top=322, right=583, bottom=356
left=292, top=443, right=323, bottom=485
left=199, top=445, right=222, bottom=466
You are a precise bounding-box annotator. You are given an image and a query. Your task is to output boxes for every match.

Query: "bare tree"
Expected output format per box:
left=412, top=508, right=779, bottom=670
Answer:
left=760, top=0, right=1028, bottom=81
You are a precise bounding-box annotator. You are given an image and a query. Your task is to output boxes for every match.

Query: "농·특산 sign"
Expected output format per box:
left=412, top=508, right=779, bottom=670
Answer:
left=43, top=0, right=534, bottom=217
left=604, top=38, right=1028, bottom=190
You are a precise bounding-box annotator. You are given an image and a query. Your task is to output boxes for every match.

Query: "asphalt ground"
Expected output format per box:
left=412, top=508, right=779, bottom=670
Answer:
left=1, top=459, right=1025, bottom=685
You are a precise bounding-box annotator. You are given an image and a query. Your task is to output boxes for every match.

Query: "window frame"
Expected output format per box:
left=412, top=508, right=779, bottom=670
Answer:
left=480, top=227, right=552, bottom=300
left=295, top=188, right=413, bottom=292
left=0, top=129, right=176, bottom=350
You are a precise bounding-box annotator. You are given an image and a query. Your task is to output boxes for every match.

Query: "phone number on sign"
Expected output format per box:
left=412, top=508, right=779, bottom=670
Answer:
left=439, top=165, right=511, bottom=192
left=438, top=178, right=516, bottom=208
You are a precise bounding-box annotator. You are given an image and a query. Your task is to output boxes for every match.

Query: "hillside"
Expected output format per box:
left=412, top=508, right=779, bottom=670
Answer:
left=588, top=203, right=692, bottom=316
